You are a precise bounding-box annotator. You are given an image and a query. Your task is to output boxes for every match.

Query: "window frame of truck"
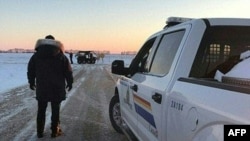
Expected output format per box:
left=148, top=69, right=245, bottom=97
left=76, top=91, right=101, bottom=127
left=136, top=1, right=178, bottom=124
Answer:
left=124, top=23, right=192, bottom=141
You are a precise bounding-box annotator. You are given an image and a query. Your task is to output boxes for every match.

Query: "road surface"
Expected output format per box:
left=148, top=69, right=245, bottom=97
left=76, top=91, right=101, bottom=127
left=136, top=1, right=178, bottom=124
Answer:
left=0, top=64, right=128, bottom=141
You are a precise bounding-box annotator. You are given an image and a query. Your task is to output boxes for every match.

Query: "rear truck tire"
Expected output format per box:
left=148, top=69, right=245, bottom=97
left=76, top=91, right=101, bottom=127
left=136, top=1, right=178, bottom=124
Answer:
left=77, top=59, right=82, bottom=64
left=109, top=95, right=124, bottom=134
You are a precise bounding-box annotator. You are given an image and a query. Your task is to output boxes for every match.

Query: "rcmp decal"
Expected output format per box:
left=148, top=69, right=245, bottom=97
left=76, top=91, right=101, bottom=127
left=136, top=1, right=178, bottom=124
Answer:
left=121, top=80, right=133, bottom=109
left=124, top=86, right=132, bottom=109
left=120, top=80, right=129, bottom=87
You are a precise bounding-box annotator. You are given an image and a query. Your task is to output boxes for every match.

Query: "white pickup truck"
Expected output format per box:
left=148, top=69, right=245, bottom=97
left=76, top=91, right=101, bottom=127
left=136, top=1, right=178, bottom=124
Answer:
left=109, top=17, right=250, bottom=141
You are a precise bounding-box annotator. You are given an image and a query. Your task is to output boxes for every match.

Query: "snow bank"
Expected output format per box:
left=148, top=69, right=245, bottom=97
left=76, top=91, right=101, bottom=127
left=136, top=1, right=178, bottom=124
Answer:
left=0, top=53, right=32, bottom=94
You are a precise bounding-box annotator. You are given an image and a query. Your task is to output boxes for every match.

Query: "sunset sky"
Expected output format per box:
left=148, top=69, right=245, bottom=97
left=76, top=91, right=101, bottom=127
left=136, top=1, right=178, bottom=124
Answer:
left=0, top=0, right=250, bottom=53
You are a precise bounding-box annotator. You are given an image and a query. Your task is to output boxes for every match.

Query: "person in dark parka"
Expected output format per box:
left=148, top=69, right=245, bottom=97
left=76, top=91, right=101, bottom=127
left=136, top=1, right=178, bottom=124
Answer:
left=69, top=52, right=73, bottom=64
left=27, top=35, right=73, bottom=138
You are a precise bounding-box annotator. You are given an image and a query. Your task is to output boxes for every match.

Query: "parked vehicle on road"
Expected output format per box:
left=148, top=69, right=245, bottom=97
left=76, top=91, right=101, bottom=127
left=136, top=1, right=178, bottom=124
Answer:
left=75, top=51, right=97, bottom=64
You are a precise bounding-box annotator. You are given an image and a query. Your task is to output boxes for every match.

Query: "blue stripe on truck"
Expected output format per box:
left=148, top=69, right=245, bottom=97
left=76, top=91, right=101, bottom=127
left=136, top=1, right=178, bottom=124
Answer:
left=134, top=103, right=156, bottom=128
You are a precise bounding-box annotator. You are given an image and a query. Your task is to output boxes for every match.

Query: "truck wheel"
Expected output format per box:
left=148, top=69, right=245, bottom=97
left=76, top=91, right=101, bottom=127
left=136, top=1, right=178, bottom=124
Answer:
left=109, top=95, right=124, bottom=134
left=77, top=59, right=82, bottom=64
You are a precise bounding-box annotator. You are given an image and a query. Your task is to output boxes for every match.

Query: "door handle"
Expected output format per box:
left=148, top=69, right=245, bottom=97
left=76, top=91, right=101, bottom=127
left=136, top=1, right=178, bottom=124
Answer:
left=152, top=93, right=162, bottom=104
left=130, top=84, right=138, bottom=92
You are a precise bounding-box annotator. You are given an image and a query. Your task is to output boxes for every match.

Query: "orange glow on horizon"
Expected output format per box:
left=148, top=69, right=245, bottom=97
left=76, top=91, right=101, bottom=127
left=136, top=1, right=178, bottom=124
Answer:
left=0, top=33, right=146, bottom=54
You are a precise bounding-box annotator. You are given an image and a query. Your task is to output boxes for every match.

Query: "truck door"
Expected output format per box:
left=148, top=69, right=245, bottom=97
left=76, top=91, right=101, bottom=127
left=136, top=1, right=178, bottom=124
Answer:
left=132, top=79, right=164, bottom=141
left=119, top=37, right=157, bottom=137
left=134, top=30, right=186, bottom=141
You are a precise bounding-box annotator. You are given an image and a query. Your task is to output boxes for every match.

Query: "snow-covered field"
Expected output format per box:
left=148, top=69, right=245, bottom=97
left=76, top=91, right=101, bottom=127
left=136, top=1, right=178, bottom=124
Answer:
left=0, top=53, right=134, bottom=94
left=2, top=52, right=249, bottom=95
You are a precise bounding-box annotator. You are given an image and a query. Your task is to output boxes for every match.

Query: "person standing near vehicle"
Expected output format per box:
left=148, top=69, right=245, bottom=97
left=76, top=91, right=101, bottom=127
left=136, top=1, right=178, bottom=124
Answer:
left=69, top=51, right=73, bottom=64
left=27, top=35, right=73, bottom=138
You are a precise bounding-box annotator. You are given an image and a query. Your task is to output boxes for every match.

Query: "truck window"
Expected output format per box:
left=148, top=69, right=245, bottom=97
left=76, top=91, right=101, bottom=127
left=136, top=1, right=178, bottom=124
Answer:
left=190, top=26, right=250, bottom=79
left=129, top=37, right=156, bottom=76
left=149, top=30, right=185, bottom=76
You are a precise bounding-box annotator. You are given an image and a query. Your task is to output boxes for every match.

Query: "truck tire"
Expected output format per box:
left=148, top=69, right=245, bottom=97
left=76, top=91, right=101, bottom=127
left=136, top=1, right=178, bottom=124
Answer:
left=77, top=59, right=82, bottom=64
left=109, top=95, right=124, bottom=134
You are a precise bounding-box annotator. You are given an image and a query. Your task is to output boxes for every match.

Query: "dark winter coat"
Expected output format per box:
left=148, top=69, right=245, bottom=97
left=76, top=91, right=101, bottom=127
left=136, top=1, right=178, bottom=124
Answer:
left=27, top=44, right=73, bottom=102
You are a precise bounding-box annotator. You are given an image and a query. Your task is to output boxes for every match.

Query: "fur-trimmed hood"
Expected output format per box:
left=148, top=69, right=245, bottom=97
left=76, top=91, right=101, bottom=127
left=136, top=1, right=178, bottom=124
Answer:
left=35, top=39, right=64, bottom=53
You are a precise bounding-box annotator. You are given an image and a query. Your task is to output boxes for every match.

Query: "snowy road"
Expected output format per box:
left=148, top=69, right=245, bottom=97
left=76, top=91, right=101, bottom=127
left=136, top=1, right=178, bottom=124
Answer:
left=0, top=64, right=128, bottom=141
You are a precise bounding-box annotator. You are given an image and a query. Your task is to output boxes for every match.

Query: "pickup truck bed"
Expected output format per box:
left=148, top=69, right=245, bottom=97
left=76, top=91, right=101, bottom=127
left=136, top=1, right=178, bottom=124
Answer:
left=167, top=77, right=250, bottom=140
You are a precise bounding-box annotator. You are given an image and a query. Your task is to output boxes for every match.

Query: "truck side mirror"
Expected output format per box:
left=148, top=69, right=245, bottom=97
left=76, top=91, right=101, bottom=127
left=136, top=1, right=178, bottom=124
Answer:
left=112, top=60, right=128, bottom=75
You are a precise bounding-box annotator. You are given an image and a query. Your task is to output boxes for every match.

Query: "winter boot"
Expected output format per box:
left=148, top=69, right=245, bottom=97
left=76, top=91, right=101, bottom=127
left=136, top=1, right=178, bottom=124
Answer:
left=37, top=133, right=43, bottom=138
left=51, top=126, right=62, bottom=138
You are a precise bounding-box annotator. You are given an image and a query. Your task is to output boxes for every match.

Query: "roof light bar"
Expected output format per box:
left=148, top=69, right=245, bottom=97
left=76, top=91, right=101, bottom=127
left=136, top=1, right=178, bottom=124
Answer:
left=164, top=17, right=193, bottom=28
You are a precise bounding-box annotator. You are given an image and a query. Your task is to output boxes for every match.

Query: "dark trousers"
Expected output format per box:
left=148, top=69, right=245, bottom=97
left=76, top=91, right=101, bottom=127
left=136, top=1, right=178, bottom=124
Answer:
left=70, top=58, right=73, bottom=64
left=37, top=100, right=61, bottom=133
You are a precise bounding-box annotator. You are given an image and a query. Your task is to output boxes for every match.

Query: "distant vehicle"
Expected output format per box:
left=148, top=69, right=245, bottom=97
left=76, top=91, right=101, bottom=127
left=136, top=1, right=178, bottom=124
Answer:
left=75, top=51, right=97, bottom=64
